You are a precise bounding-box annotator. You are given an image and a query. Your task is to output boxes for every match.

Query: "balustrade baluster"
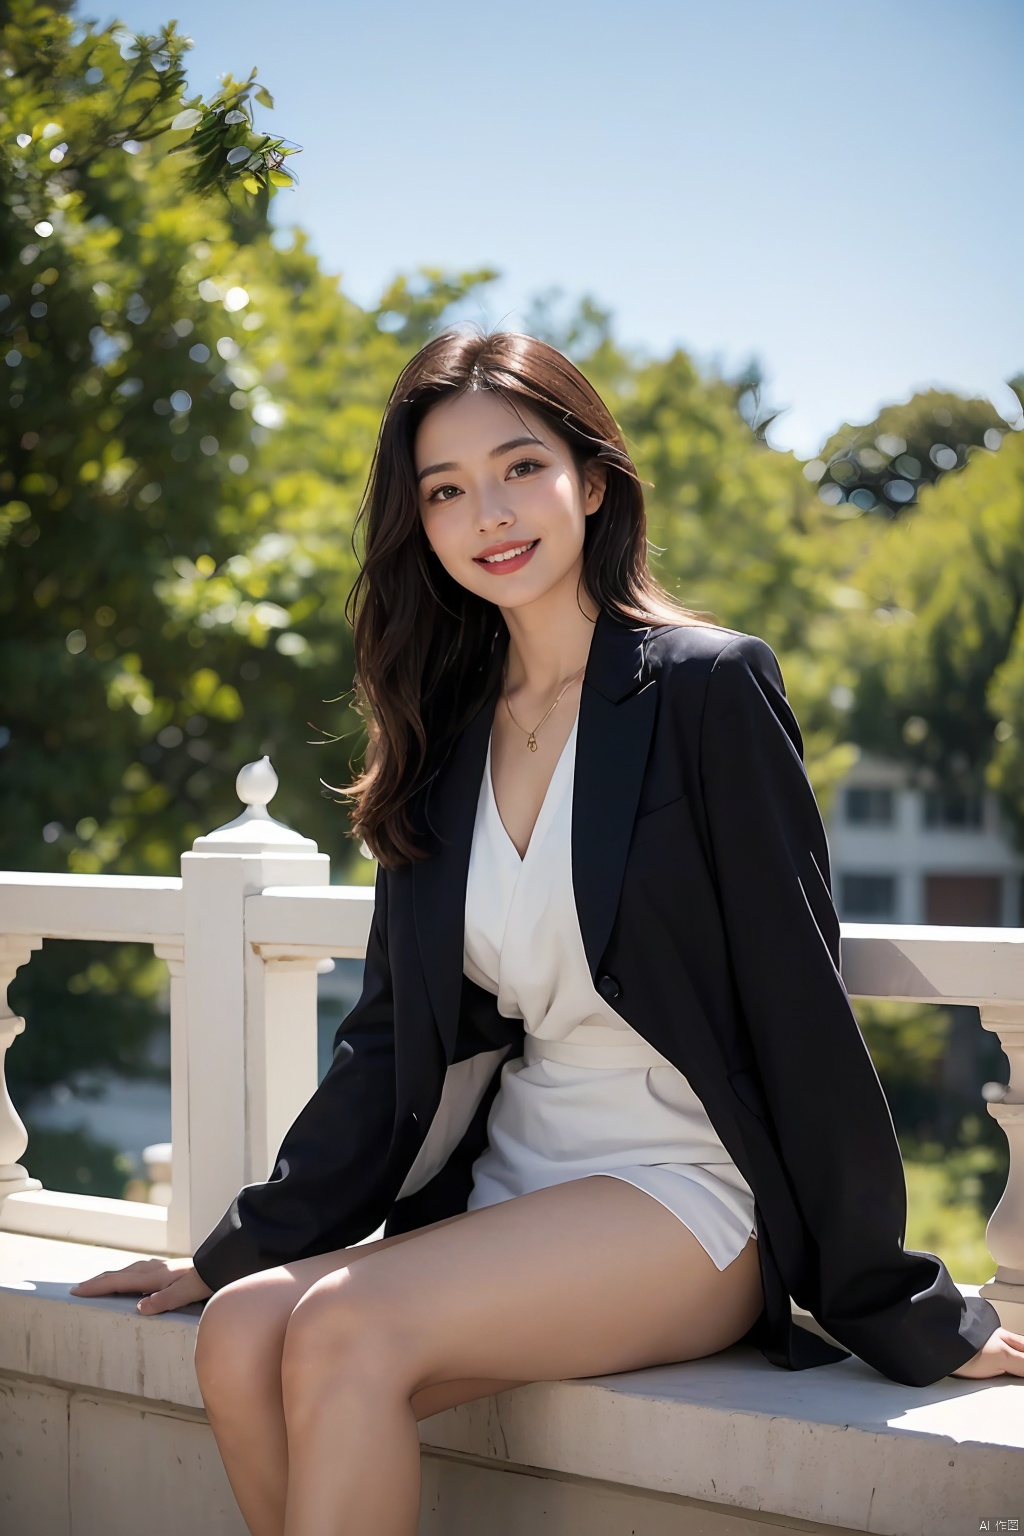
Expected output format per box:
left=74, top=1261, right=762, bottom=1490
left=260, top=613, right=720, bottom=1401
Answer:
left=979, top=1002, right=1024, bottom=1332
left=0, top=935, right=43, bottom=1205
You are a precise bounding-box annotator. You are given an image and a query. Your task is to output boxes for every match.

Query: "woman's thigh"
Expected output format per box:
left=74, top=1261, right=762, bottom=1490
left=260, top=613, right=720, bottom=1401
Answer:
left=284, top=1176, right=763, bottom=1395
left=194, top=1212, right=525, bottom=1423
left=193, top=1211, right=473, bottom=1374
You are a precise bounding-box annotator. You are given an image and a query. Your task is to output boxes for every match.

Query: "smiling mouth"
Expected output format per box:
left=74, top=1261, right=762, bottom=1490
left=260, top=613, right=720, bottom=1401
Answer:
left=474, top=539, right=540, bottom=566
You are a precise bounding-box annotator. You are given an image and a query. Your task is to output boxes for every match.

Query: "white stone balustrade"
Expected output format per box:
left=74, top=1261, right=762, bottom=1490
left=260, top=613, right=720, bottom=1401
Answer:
left=0, top=781, right=1021, bottom=1327
left=841, top=922, right=1024, bottom=1331
left=0, top=875, right=184, bottom=1250
left=0, top=758, right=362, bottom=1256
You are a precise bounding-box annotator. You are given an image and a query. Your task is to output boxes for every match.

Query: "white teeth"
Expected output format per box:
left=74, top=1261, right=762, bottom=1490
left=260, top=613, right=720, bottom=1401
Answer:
left=480, top=540, right=537, bottom=564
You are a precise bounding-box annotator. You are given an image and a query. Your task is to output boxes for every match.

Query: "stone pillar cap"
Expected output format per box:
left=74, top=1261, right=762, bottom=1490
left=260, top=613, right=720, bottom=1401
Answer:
left=191, top=756, right=320, bottom=854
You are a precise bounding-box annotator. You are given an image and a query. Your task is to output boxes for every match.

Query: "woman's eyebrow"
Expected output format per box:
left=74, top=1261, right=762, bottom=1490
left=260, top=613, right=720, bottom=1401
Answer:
left=416, top=436, right=546, bottom=484
left=489, top=435, right=546, bottom=458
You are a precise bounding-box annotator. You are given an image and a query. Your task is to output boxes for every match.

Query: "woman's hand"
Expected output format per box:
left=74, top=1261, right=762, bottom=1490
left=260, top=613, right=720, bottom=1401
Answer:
left=950, top=1326, right=1024, bottom=1379
left=69, top=1255, right=213, bottom=1315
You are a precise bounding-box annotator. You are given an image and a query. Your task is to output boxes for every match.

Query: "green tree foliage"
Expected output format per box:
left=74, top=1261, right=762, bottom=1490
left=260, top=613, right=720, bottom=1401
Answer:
left=0, top=4, right=498, bottom=1103
left=0, top=3, right=494, bottom=889
left=808, top=389, right=1008, bottom=517
left=834, top=429, right=1024, bottom=848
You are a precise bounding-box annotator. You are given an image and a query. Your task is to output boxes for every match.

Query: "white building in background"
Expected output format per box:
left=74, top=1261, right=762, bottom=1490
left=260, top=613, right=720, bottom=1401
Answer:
left=825, top=751, right=1024, bottom=927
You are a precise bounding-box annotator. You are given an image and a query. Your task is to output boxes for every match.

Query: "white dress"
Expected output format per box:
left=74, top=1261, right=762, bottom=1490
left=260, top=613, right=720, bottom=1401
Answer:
left=461, top=709, right=758, bottom=1271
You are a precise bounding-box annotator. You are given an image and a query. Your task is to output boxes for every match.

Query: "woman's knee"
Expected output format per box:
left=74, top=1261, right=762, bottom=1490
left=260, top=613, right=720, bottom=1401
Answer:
left=194, top=1272, right=296, bottom=1397
left=281, top=1268, right=418, bottom=1397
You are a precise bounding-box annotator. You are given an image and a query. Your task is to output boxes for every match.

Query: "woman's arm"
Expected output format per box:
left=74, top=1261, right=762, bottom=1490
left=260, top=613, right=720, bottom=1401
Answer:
left=699, top=633, right=1002, bottom=1387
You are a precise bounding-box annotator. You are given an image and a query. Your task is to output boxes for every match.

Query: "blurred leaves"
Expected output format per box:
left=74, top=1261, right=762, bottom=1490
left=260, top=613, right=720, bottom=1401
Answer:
left=0, top=2, right=490, bottom=892
left=8, top=939, right=169, bottom=1108
left=807, top=391, right=1007, bottom=517
left=0, top=7, right=300, bottom=237
left=166, top=65, right=301, bottom=210
left=832, top=430, right=1024, bottom=852
left=903, top=1148, right=1001, bottom=1285
left=12, top=1124, right=134, bottom=1200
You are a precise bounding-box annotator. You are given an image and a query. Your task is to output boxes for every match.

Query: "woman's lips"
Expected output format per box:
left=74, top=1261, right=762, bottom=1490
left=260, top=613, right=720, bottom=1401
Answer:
left=473, top=539, right=540, bottom=574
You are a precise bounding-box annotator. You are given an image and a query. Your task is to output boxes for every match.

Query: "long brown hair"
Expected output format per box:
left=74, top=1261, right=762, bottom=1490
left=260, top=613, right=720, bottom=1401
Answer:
left=341, top=327, right=718, bottom=869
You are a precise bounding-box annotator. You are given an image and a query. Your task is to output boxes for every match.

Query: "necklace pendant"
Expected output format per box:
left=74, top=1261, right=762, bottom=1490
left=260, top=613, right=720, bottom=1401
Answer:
left=527, top=733, right=538, bottom=752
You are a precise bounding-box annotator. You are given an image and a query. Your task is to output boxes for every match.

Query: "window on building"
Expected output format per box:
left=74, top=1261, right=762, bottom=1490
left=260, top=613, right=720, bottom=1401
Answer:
left=924, top=875, right=1002, bottom=926
left=840, top=874, right=896, bottom=919
left=845, top=787, right=894, bottom=825
left=922, top=789, right=983, bottom=828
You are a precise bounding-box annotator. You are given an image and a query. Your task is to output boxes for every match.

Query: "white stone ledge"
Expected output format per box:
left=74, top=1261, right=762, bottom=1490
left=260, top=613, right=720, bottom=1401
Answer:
left=839, top=922, right=1024, bottom=1004
left=246, top=884, right=373, bottom=956
left=0, top=1233, right=203, bottom=1410
left=0, top=1188, right=172, bottom=1252
left=2, top=1234, right=1021, bottom=1536
left=418, top=1352, right=1023, bottom=1535
left=0, top=871, right=184, bottom=943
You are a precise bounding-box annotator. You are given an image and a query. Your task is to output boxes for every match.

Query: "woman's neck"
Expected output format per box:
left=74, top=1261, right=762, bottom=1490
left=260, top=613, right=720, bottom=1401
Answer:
left=500, top=585, right=600, bottom=698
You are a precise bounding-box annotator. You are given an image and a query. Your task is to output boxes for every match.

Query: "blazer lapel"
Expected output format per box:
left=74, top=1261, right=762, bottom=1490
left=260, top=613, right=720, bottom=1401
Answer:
left=411, top=607, right=655, bottom=1061
left=572, top=615, right=657, bottom=978
left=411, top=659, right=503, bottom=1063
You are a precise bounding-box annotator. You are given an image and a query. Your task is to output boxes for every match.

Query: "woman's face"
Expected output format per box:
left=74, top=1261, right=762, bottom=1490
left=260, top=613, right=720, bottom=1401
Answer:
left=415, top=388, right=606, bottom=611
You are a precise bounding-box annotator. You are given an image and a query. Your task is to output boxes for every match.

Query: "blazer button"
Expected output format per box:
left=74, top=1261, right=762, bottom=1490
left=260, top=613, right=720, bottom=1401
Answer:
left=597, top=972, right=621, bottom=1000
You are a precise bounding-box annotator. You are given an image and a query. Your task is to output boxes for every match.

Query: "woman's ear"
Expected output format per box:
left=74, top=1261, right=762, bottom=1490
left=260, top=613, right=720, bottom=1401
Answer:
left=583, top=460, right=608, bottom=516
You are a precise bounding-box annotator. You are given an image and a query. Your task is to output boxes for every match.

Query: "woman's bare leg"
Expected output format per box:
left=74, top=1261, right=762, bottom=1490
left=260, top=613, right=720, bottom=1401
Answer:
left=278, top=1176, right=762, bottom=1536
left=194, top=1212, right=486, bottom=1536
left=196, top=1178, right=761, bottom=1536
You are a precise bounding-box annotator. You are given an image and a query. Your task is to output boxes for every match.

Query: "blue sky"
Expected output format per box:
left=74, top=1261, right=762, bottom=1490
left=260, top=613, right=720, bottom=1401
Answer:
left=95, top=0, right=1022, bottom=456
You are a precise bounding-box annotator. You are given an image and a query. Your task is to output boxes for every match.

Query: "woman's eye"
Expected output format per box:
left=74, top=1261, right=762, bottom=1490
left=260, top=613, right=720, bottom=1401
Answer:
left=425, top=461, right=542, bottom=502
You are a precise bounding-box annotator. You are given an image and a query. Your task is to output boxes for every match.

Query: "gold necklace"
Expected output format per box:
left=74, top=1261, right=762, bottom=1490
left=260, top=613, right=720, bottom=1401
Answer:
left=502, top=659, right=586, bottom=751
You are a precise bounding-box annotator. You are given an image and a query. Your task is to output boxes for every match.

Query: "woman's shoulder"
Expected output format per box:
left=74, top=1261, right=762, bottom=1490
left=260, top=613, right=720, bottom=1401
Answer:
left=641, top=619, right=795, bottom=754
left=643, top=618, right=782, bottom=686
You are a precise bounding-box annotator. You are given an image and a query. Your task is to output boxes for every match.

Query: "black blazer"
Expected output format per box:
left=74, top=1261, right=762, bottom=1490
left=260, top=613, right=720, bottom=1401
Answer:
left=193, top=608, right=1000, bottom=1387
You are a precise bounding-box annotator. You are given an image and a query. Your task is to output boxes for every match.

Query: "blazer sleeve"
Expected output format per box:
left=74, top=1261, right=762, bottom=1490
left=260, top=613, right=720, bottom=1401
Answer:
left=699, top=633, right=1001, bottom=1386
left=192, top=861, right=402, bottom=1292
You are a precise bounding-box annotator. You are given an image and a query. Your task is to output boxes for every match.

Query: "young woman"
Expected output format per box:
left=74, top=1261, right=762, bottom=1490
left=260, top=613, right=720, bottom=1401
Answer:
left=72, top=330, right=1022, bottom=1535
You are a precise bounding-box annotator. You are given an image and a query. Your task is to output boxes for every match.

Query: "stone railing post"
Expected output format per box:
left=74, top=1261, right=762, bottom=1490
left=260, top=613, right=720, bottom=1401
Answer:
left=152, top=938, right=189, bottom=1254
left=0, top=935, right=43, bottom=1207
left=245, top=945, right=337, bottom=1187
left=178, top=757, right=329, bottom=1255
left=979, top=1003, right=1024, bottom=1333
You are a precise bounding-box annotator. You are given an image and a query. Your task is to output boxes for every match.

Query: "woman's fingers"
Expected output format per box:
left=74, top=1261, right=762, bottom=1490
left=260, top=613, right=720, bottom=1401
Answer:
left=137, top=1268, right=212, bottom=1314
left=951, top=1327, right=1024, bottom=1379
left=69, top=1260, right=165, bottom=1297
left=1001, top=1331, right=1024, bottom=1374
left=137, top=1279, right=188, bottom=1314
left=69, top=1256, right=210, bottom=1313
